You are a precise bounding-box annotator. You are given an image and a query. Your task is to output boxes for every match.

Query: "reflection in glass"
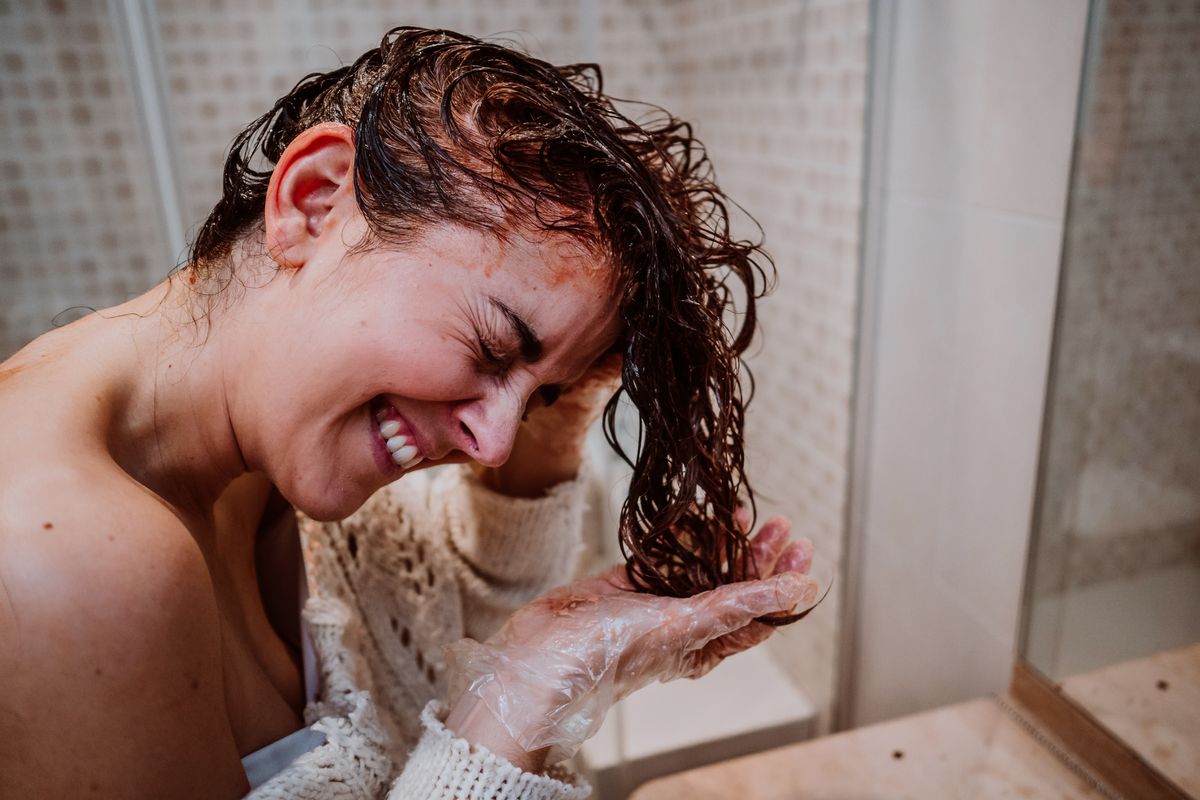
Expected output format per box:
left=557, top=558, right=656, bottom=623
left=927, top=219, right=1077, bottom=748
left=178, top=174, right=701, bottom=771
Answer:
left=1021, top=0, right=1200, bottom=794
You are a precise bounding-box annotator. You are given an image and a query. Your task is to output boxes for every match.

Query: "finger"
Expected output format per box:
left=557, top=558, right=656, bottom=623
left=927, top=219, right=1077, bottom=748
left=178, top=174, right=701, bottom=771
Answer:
left=683, top=621, right=775, bottom=680
left=728, top=515, right=787, bottom=579
left=594, top=350, right=623, bottom=379
left=706, top=620, right=774, bottom=660
left=733, top=503, right=752, bottom=533
left=678, top=572, right=818, bottom=647
left=774, top=536, right=814, bottom=576
left=746, top=517, right=791, bottom=578
left=573, top=351, right=623, bottom=394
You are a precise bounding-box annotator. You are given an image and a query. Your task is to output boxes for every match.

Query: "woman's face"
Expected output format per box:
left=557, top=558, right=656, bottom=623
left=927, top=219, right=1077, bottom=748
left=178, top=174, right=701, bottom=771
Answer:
left=237, top=216, right=621, bottom=521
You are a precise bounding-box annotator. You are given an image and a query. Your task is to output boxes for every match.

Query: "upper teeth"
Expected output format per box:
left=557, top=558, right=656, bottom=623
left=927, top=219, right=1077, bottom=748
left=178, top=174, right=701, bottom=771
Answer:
left=380, top=426, right=423, bottom=468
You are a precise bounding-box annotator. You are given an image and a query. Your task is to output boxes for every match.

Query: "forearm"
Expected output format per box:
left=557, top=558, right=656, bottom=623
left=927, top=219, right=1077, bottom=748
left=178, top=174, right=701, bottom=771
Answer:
left=444, top=695, right=550, bottom=774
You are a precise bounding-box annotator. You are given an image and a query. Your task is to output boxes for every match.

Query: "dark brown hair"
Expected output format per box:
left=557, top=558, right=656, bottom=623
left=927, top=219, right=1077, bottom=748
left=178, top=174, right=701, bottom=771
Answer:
left=191, top=27, right=812, bottom=622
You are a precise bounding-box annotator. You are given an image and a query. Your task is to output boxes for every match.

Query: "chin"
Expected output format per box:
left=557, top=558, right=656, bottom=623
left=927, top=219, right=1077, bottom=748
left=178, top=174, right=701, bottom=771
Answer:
left=299, top=501, right=359, bottom=523
left=282, top=473, right=376, bottom=523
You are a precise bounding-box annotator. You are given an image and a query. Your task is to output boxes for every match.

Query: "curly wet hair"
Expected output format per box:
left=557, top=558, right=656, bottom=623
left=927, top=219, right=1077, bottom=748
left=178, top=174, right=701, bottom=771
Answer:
left=191, top=27, right=812, bottom=623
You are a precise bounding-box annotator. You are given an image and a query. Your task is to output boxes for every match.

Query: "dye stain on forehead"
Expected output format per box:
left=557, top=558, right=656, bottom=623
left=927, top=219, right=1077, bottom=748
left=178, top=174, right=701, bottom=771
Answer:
left=418, top=222, right=609, bottom=291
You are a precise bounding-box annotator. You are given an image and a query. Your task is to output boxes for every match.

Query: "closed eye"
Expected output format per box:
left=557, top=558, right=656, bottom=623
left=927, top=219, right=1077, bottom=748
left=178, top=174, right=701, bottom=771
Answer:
left=478, top=335, right=501, bottom=365
left=475, top=328, right=511, bottom=376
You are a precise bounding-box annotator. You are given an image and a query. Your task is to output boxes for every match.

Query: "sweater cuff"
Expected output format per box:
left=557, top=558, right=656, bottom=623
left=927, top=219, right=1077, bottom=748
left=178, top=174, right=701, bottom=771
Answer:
left=390, top=701, right=591, bottom=800
left=437, top=461, right=590, bottom=591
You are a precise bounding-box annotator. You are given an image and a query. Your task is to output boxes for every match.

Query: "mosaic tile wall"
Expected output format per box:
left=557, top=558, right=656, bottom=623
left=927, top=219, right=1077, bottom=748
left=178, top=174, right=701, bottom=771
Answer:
left=595, top=0, right=870, bottom=732
left=1032, top=0, right=1200, bottom=598
left=0, top=0, right=169, bottom=359
left=1, top=0, right=869, bottom=733
left=154, top=0, right=583, bottom=235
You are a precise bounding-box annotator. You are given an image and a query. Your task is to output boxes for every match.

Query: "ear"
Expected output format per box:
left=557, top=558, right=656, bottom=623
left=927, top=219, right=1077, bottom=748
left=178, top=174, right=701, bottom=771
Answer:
left=263, top=122, right=356, bottom=270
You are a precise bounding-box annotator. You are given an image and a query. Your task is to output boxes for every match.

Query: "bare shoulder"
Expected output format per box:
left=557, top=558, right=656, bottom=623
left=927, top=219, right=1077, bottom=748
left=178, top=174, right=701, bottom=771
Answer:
left=0, top=462, right=248, bottom=798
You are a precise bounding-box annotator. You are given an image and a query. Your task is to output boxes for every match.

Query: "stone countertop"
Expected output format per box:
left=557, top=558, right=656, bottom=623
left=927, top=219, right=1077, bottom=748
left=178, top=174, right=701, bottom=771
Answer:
left=629, top=696, right=1112, bottom=799
left=1059, top=641, right=1200, bottom=797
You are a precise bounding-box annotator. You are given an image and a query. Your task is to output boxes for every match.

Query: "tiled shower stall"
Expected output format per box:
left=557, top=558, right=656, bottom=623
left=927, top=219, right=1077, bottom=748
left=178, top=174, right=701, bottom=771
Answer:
left=0, top=0, right=870, bottom=781
left=10, top=0, right=1191, bottom=794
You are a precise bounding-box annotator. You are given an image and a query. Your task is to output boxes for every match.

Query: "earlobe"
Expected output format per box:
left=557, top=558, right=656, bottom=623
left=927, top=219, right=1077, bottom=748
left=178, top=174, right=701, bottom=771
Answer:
left=263, top=122, right=356, bottom=270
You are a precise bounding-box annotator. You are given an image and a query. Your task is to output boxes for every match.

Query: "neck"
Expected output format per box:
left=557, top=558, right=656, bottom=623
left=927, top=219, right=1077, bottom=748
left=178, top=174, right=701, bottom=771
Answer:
left=103, top=272, right=252, bottom=520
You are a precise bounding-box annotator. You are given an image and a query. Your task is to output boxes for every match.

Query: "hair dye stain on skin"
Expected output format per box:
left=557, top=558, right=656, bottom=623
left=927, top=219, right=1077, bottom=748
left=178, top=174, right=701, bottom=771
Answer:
left=0, top=363, right=29, bottom=385
left=542, top=238, right=605, bottom=290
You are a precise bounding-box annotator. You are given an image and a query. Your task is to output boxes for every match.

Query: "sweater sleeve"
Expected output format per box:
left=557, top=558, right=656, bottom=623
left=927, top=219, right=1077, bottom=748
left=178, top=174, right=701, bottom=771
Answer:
left=420, top=463, right=591, bottom=642
left=388, top=701, right=590, bottom=800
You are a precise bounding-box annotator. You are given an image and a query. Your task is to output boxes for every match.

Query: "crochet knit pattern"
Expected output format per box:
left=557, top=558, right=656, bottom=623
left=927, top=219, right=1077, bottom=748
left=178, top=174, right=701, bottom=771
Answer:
left=247, top=464, right=593, bottom=799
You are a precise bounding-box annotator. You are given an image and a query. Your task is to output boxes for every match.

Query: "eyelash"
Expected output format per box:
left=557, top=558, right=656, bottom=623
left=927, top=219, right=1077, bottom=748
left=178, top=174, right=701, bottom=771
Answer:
left=471, top=319, right=560, bottom=411
left=475, top=328, right=510, bottom=374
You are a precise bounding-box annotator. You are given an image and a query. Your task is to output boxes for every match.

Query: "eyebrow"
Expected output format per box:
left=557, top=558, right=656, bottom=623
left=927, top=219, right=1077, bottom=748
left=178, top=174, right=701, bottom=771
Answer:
left=488, top=296, right=543, bottom=362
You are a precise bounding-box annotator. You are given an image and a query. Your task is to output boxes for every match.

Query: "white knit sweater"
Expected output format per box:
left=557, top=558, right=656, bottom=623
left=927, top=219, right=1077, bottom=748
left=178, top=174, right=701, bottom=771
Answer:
left=246, top=464, right=594, bottom=799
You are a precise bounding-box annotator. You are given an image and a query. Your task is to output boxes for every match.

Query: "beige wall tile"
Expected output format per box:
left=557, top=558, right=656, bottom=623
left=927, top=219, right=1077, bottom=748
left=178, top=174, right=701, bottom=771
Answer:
left=852, top=1, right=1085, bottom=726
left=0, top=1, right=168, bottom=358
left=936, top=210, right=1064, bottom=639
left=885, top=0, right=988, bottom=204
left=884, top=0, right=1088, bottom=219
left=968, top=0, right=1088, bottom=218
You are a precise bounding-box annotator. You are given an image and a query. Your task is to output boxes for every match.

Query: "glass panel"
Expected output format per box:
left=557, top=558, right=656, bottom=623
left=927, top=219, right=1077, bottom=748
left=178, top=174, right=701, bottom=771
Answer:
left=1022, top=0, right=1200, bottom=793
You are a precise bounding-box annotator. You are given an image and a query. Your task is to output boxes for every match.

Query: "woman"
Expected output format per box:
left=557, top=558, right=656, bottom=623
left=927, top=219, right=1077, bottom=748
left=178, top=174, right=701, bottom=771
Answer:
left=0, top=28, right=818, bottom=799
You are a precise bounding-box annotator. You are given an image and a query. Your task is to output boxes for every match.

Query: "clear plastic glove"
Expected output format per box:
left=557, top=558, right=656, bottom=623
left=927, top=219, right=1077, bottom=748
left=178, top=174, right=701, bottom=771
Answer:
left=444, top=516, right=818, bottom=765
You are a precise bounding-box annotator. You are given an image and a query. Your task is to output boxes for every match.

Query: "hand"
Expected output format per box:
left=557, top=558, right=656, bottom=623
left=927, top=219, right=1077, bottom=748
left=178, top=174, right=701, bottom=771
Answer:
left=443, top=515, right=818, bottom=766
left=693, top=509, right=815, bottom=667
left=474, top=352, right=622, bottom=497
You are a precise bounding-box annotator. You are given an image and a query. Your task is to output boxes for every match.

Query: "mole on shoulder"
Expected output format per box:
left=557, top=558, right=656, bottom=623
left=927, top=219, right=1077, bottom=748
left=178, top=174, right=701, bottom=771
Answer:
left=190, top=677, right=201, bottom=690
left=42, top=521, right=53, bottom=530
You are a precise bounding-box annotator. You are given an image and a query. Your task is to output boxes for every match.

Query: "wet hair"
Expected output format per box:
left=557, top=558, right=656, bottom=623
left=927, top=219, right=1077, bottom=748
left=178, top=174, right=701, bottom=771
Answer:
left=191, top=27, right=815, bottom=623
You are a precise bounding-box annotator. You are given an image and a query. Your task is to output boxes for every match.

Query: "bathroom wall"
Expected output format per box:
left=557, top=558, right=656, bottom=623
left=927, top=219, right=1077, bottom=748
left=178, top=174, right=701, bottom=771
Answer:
left=0, top=0, right=170, bottom=359
left=153, top=0, right=583, bottom=237
left=848, top=0, right=1089, bottom=727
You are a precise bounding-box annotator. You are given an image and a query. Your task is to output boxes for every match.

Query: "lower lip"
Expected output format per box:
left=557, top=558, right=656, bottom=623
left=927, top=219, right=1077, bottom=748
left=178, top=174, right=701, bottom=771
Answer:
left=367, top=403, right=407, bottom=478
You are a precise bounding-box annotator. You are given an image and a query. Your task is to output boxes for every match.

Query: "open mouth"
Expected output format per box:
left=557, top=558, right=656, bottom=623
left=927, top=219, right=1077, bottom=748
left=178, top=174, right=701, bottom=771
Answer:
left=370, top=397, right=424, bottom=471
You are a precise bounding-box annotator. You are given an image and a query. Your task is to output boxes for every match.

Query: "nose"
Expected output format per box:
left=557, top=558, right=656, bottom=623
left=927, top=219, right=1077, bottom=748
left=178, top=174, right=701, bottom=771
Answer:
left=453, top=386, right=526, bottom=468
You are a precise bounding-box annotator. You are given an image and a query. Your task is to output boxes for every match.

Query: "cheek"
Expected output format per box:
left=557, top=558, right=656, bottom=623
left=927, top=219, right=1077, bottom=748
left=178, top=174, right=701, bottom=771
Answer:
left=381, top=330, right=484, bottom=401
left=401, top=360, right=484, bottom=402
left=301, top=308, right=479, bottom=406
